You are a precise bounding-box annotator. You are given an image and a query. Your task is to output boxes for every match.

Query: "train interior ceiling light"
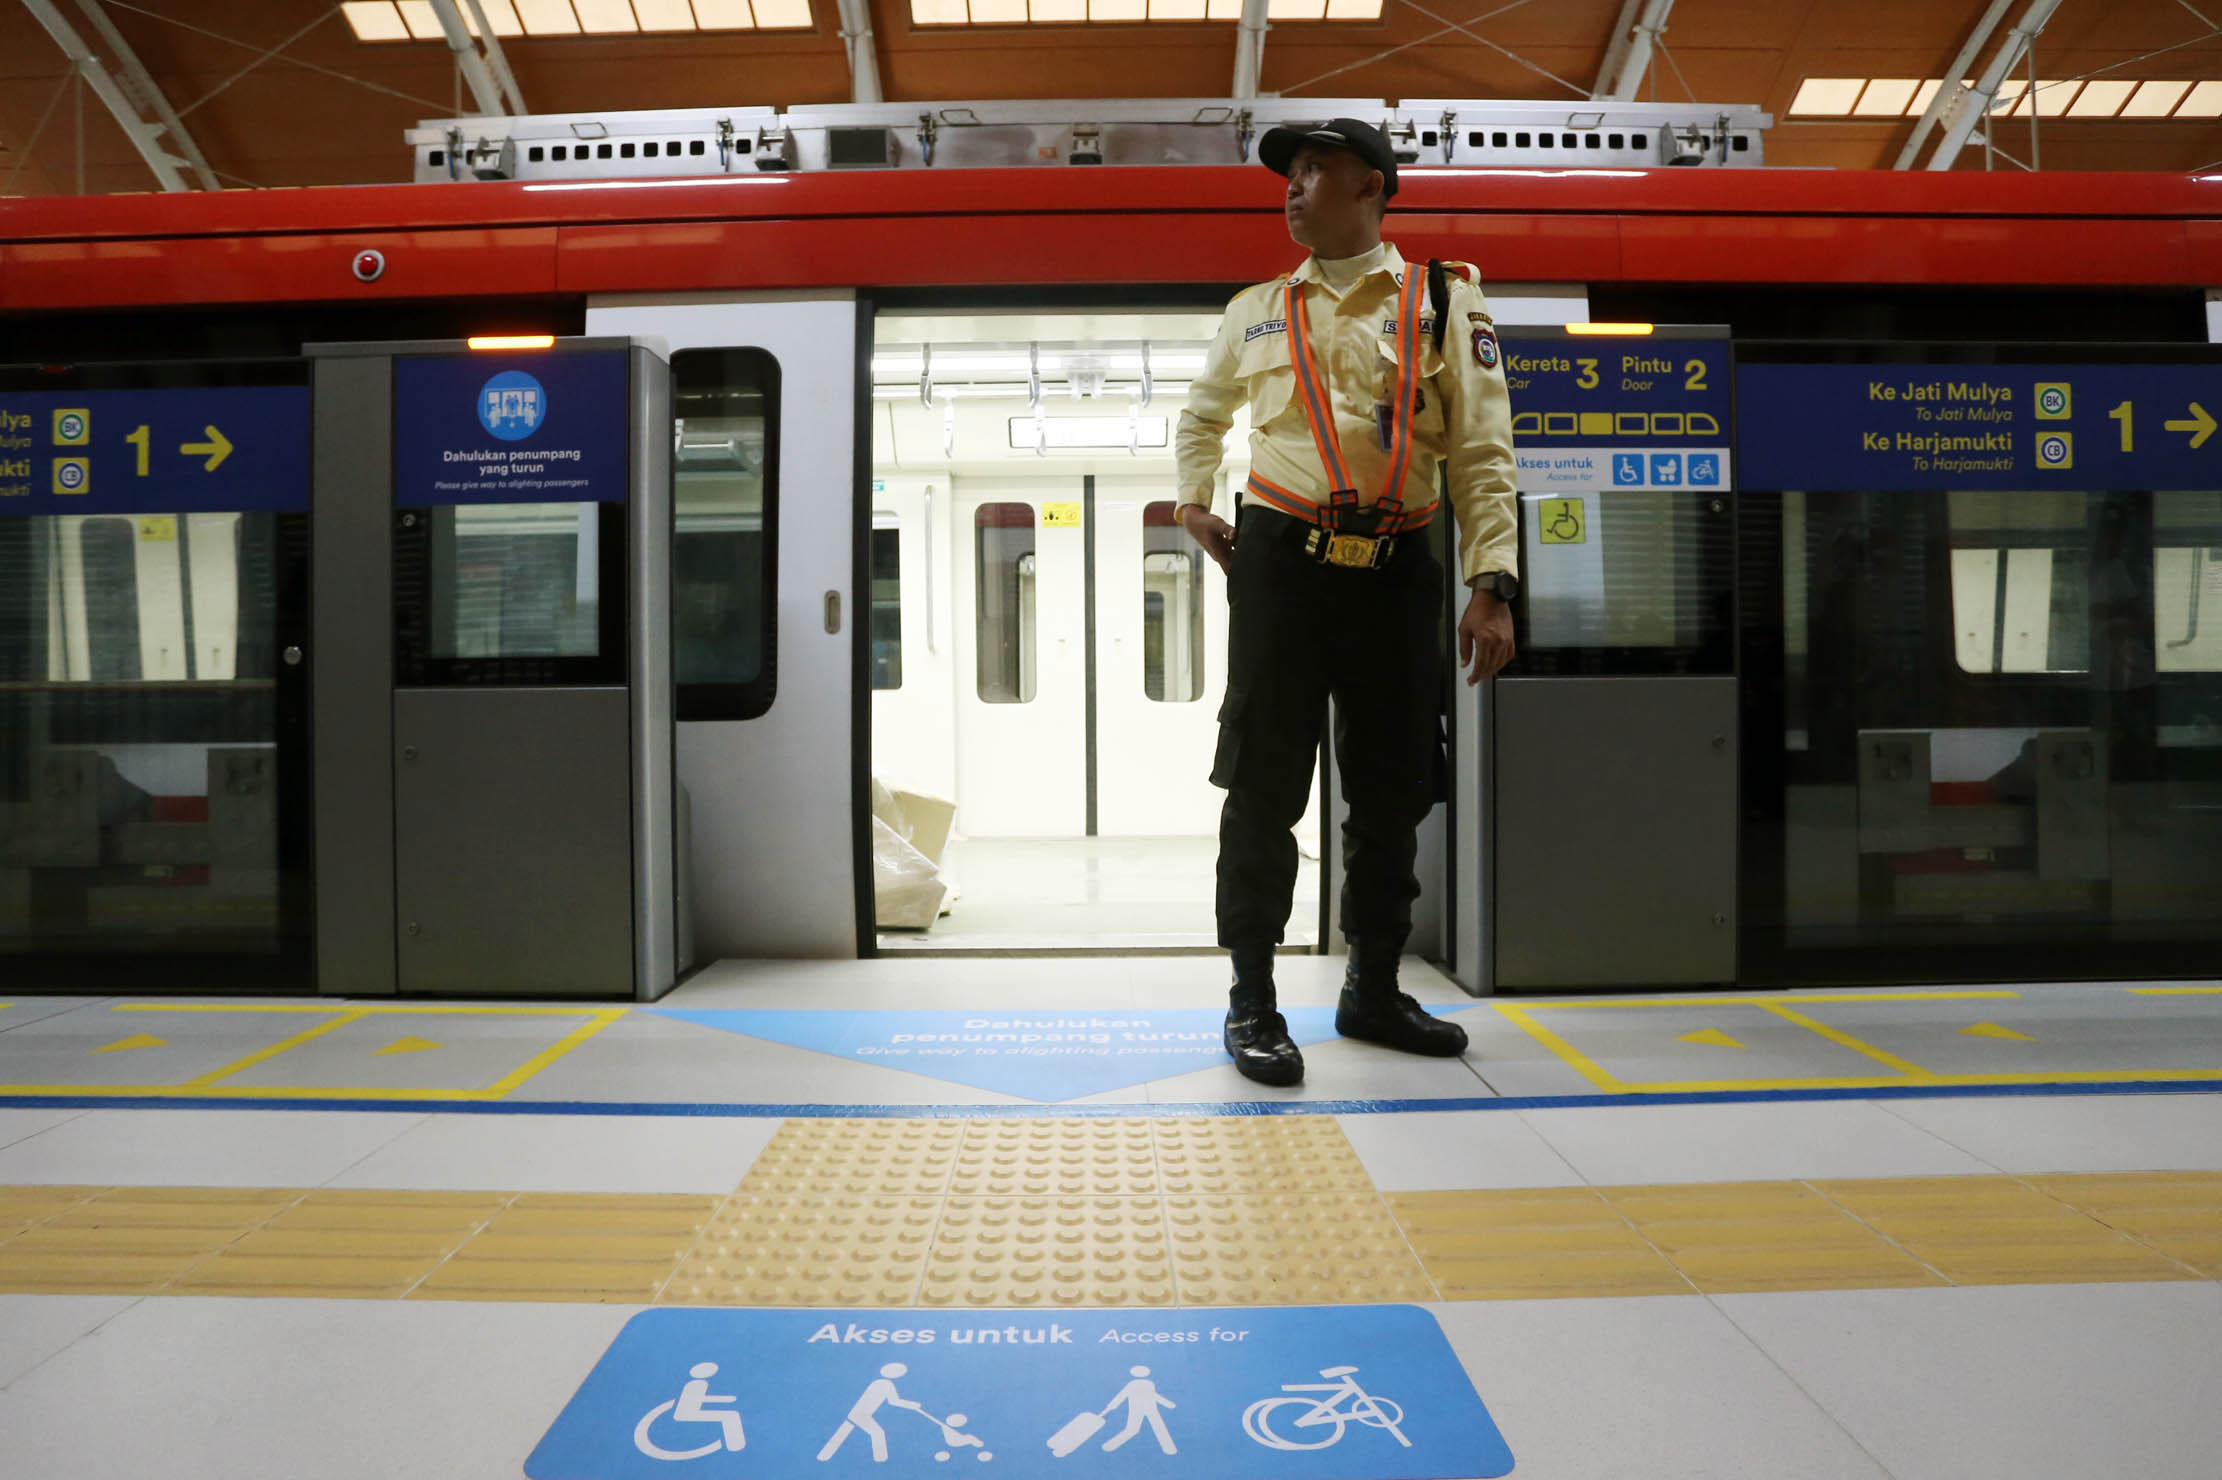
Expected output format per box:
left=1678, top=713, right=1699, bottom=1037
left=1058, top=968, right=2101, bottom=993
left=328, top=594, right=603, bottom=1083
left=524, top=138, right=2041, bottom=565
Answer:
left=410, top=99, right=1769, bottom=182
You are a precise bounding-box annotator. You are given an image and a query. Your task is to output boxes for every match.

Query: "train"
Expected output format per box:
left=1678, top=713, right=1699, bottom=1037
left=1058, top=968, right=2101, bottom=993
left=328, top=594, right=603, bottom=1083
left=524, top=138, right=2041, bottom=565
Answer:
left=4, top=159, right=2221, bottom=992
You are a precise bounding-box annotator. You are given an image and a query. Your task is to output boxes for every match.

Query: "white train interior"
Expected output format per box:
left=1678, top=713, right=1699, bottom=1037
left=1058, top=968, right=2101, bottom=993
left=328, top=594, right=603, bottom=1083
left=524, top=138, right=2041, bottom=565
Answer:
left=868, top=310, right=1322, bottom=951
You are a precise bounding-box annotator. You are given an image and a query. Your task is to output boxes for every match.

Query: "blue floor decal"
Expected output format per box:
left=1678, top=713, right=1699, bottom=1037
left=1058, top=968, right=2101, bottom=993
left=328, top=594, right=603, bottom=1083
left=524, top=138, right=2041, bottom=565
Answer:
left=650, top=1009, right=1458, bottom=1102
left=528, top=1305, right=1513, bottom=1479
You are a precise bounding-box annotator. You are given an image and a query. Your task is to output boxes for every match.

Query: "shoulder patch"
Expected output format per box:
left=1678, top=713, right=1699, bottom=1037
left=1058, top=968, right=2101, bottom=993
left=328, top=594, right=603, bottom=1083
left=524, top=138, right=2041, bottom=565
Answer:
left=1472, top=323, right=1500, bottom=369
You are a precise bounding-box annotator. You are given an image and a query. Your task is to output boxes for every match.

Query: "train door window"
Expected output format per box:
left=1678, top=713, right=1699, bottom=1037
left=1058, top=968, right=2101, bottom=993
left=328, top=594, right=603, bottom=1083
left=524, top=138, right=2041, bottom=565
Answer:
left=1141, top=500, right=1203, bottom=702
left=1947, top=490, right=2089, bottom=674
left=1512, top=490, right=1734, bottom=673
left=78, top=517, right=143, bottom=680
left=871, top=511, right=902, bottom=689
left=2155, top=491, right=2222, bottom=674
left=975, top=501, right=1036, bottom=703
left=672, top=347, right=780, bottom=719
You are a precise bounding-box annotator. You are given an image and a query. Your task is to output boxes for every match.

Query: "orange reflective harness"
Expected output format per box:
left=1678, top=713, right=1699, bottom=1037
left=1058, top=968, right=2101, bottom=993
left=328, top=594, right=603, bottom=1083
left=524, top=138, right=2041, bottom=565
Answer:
left=1244, top=266, right=1441, bottom=568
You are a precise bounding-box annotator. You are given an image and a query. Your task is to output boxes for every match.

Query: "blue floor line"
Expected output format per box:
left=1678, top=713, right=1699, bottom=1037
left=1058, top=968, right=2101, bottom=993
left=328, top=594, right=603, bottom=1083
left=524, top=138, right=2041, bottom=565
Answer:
left=2, top=1077, right=2219, bottom=1118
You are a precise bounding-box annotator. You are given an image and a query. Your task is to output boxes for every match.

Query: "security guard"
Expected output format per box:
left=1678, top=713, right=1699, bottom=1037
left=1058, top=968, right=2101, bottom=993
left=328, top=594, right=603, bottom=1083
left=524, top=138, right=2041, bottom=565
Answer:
left=1174, top=119, right=1519, bottom=1086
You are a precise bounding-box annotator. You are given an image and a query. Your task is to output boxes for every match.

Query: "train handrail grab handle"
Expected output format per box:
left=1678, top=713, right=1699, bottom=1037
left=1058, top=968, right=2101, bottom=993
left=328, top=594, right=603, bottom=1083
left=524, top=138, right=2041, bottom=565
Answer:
left=924, top=483, right=937, bottom=655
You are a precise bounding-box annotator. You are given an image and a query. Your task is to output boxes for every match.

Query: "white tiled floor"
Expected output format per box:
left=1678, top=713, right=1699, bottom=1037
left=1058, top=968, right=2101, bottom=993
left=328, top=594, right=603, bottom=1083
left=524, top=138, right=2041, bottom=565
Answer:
left=1338, top=1109, right=1586, bottom=1190
left=1514, top=1100, right=1996, bottom=1185
left=1714, top=1283, right=2222, bottom=1480
left=0, top=1294, right=138, bottom=1390
left=1877, top=1092, right=2222, bottom=1173
left=326, top=1113, right=787, bottom=1195
left=0, top=1109, right=425, bottom=1187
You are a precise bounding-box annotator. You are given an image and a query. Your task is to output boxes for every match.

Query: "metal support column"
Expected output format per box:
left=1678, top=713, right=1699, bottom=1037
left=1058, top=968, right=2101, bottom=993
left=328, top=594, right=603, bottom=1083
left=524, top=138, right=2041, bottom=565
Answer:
left=21, top=0, right=217, bottom=190
left=833, top=0, right=883, bottom=105
left=1233, top=0, right=1270, bottom=101
left=1596, top=0, right=1676, bottom=102
left=1895, top=0, right=2012, bottom=169
left=426, top=0, right=508, bottom=117
left=1921, top=0, right=2063, bottom=171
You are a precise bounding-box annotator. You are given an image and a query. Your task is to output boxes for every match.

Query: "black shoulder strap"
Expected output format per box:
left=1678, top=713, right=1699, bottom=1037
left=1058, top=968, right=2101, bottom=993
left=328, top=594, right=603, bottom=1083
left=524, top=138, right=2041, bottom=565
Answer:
left=1428, top=259, right=1450, bottom=351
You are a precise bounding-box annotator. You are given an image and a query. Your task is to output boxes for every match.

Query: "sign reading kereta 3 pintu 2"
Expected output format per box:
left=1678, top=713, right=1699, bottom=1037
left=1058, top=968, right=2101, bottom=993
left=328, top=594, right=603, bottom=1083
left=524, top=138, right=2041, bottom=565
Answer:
left=1503, top=335, right=1732, bottom=494
left=527, top=1306, right=1513, bottom=1480
left=1736, top=360, right=2222, bottom=491
left=392, top=349, right=630, bottom=505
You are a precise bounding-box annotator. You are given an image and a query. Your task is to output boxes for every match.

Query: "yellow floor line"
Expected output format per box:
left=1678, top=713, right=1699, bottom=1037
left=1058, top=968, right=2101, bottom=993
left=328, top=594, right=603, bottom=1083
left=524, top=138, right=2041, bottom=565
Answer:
left=2128, top=986, right=2222, bottom=996
left=1491, top=1002, right=1625, bottom=1092
left=1759, top=1003, right=1940, bottom=1082
left=185, top=1011, right=369, bottom=1090
left=485, top=1008, right=629, bottom=1098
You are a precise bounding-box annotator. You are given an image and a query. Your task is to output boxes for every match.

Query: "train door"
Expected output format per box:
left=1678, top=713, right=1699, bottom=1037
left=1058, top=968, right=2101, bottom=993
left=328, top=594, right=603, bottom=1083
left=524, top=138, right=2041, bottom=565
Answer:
left=868, top=309, right=1318, bottom=951
left=586, top=293, right=853, bottom=958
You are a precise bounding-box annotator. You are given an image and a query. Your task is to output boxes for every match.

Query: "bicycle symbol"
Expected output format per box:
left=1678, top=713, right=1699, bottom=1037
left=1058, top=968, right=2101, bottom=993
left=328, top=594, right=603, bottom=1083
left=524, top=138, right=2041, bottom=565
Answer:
left=1241, top=1365, right=1412, bottom=1451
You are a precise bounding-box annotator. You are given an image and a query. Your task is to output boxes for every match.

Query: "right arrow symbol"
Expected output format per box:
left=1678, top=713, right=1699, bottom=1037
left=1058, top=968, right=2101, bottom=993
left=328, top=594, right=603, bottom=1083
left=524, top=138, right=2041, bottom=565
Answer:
left=2165, top=403, right=2216, bottom=449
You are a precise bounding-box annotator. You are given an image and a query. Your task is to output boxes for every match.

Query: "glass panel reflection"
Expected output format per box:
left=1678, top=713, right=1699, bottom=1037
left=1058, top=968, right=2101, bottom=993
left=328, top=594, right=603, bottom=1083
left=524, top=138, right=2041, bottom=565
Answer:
left=430, top=502, right=601, bottom=660
left=975, top=502, right=1036, bottom=704
left=1142, top=499, right=1203, bottom=702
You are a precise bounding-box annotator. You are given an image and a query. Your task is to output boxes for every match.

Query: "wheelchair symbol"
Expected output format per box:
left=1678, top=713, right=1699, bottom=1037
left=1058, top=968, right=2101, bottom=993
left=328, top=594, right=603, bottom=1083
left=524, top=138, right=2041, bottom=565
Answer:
left=635, top=1362, right=746, bottom=1461
left=1547, top=507, right=1581, bottom=541
left=1613, top=454, right=1644, bottom=485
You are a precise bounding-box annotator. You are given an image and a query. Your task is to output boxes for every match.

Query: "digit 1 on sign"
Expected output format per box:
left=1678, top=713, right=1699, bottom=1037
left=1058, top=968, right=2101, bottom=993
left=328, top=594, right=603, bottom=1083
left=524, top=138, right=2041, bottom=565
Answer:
left=125, top=424, right=150, bottom=476
left=2110, top=401, right=2133, bottom=453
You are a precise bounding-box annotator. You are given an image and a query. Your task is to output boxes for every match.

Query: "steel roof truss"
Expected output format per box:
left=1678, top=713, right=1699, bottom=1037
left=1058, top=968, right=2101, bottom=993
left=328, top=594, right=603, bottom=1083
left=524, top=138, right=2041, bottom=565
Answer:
left=21, top=0, right=218, bottom=191
left=1598, top=0, right=1675, bottom=102
left=1921, top=0, right=2065, bottom=171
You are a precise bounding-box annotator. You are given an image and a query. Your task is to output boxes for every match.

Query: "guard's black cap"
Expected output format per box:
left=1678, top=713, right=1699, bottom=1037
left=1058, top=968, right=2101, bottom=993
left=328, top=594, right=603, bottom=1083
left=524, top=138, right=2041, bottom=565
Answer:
left=1257, top=118, right=1399, bottom=199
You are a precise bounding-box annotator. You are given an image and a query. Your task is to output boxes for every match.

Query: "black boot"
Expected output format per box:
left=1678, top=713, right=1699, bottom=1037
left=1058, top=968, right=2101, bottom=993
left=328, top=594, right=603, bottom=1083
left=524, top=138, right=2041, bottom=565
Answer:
left=1335, top=939, right=1469, bottom=1057
left=1223, top=946, right=1304, bottom=1087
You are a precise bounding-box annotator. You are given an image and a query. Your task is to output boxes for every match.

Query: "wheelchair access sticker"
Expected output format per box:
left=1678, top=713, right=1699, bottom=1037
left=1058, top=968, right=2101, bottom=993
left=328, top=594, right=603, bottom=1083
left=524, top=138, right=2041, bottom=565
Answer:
left=527, top=1306, right=1513, bottom=1479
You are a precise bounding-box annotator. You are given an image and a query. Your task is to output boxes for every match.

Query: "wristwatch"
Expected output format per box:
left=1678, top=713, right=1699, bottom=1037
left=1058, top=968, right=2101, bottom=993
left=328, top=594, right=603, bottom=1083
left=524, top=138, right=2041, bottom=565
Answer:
left=1476, top=570, right=1520, bottom=603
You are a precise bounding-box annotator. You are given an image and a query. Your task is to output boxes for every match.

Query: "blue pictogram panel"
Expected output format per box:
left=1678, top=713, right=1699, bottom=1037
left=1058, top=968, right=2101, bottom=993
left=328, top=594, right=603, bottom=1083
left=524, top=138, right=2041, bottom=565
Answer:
left=527, top=1306, right=1513, bottom=1480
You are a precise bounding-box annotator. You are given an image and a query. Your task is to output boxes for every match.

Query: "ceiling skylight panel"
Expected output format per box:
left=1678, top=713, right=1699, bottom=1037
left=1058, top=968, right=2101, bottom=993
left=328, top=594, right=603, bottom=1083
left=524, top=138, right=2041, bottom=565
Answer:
left=395, top=2, right=452, bottom=38
left=1324, top=0, right=1383, bottom=16
left=752, top=0, right=812, bottom=23
left=970, top=0, right=1027, bottom=20
left=632, top=0, right=698, bottom=25
left=514, top=0, right=583, bottom=32
left=1031, top=0, right=1087, bottom=19
left=695, top=0, right=758, bottom=24
left=341, top=2, right=410, bottom=40
left=1907, top=78, right=1949, bottom=114
left=1268, top=0, right=1328, bottom=16
left=910, top=0, right=965, bottom=21
left=1852, top=78, right=1918, bottom=116
left=1091, top=0, right=1147, bottom=17
left=1987, top=78, right=2027, bottom=112
left=2177, top=80, right=2222, bottom=117
left=1788, top=78, right=1865, bottom=116
left=1150, top=0, right=1208, bottom=16
left=477, top=0, right=526, bottom=33
left=2121, top=80, right=2191, bottom=117
left=2067, top=80, right=2135, bottom=117
left=573, top=0, right=641, bottom=30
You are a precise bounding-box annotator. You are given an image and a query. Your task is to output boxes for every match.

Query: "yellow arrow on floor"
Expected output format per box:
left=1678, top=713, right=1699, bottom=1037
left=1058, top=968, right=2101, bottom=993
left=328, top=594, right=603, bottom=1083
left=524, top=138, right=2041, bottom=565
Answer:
left=92, top=1033, right=166, bottom=1054
left=1960, top=1022, right=2034, bottom=1042
left=1676, top=1028, right=1744, bottom=1049
left=373, top=1036, right=442, bottom=1057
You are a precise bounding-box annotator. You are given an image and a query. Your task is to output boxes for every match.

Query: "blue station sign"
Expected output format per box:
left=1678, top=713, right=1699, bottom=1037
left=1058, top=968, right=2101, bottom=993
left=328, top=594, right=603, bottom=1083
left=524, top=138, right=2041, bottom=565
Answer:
left=0, top=384, right=309, bottom=517
left=1503, top=336, right=1733, bottom=494
left=528, top=1306, right=1513, bottom=1480
left=1736, top=360, right=2222, bottom=491
left=393, top=349, right=630, bottom=506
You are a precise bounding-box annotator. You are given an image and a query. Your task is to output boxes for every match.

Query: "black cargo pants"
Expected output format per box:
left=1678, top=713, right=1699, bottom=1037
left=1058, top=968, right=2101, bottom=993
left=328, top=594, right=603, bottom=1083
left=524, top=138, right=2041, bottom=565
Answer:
left=1210, top=503, right=1446, bottom=952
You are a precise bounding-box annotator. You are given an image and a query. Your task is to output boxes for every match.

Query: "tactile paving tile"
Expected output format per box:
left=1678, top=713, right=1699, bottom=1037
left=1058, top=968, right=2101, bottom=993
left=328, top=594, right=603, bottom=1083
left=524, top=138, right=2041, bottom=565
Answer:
left=923, top=1196, right=1175, bottom=1308
left=1152, top=1117, right=1375, bottom=1195
left=2027, top=1172, right=2222, bottom=1275
left=1809, top=1175, right=2200, bottom=1286
left=1601, top=1182, right=1943, bottom=1294
left=664, top=1194, right=940, bottom=1307
left=1167, top=1192, right=1436, bottom=1306
left=0, top=1186, right=304, bottom=1294
left=1387, top=1188, right=1691, bottom=1300
left=0, top=1185, right=101, bottom=1241
left=948, top=1119, right=1160, bottom=1197
left=740, top=1119, right=965, bottom=1197
left=412, top=1192, right=723, bottom=1304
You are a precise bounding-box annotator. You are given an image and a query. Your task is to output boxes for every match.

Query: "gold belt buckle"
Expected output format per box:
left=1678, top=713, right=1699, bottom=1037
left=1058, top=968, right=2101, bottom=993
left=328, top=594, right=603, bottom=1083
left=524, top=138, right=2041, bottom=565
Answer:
left=1324, top=533, right=1381, bottom=568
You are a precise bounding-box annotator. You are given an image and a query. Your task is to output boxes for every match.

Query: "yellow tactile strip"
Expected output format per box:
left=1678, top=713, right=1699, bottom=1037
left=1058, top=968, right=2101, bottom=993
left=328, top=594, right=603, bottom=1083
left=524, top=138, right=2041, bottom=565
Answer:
left=4, top=1128, right=2217, bottom=1307
left=1390, top=1171, right=2222, bottom=1300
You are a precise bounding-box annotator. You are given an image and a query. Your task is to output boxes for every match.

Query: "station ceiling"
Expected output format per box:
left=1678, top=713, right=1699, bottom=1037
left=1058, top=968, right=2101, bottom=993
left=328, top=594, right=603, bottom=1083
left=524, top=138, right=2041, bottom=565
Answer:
left=1, top=0, right=2219, bottom=197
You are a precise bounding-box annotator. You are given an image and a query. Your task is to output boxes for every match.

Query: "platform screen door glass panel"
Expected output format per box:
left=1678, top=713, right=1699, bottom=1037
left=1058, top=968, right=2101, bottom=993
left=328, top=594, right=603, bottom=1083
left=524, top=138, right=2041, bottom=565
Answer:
left=429, top=502, right=602, bottom=660
left=1750, top=487, right=2222, bottom=984
left=0, top=362, right=311, bottom=988
left=1511, top=490, right=1734, bottom=674
left=673, top=347, right=779, bottom=721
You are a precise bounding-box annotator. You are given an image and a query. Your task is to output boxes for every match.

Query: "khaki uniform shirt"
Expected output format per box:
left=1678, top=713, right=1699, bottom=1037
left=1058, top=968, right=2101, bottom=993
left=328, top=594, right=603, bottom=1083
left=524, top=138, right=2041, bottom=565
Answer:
left=1174, top=242, right=1518, bottom=586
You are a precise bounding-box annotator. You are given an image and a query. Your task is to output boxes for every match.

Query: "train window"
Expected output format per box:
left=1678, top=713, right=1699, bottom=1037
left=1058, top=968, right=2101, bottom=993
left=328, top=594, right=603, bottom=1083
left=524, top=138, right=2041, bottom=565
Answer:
left=1947, top=490, right=2089, bottom=674
left=672, top=347, right=781, bottom=721
left=79, top=518, right=144, bottom=681
left=1633, top=133, right=1649, bottom=149
left=1141, top=501, right=1203, bottom=702
left=870, top=514, right=902, bottom=690
left=1585, top=133, right=1601, bottom=149
left=1515, top=132, right=1531, bottom=148
left=975, top=502, right=1037, bottom=704
left=689, top=140, right=706, bottom=155
left=1513, top=490, right=1734, bottom=674
left=1491, top=131, right=1508, bottom=147
left=552, top=145, right=567, bottom=161
left=2155, top=491, right=2222, bottom=674
left=528, top=146, right=545, bottom=163
left=620, top=143, right=636, bottom=159
left=1609, top=133, right=1625, bottom=149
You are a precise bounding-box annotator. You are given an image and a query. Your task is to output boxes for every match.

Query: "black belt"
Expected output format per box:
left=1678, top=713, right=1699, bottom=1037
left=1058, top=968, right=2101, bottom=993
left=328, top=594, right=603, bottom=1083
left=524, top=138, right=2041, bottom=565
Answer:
left=1240, top=502, right=1407, bottom=571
